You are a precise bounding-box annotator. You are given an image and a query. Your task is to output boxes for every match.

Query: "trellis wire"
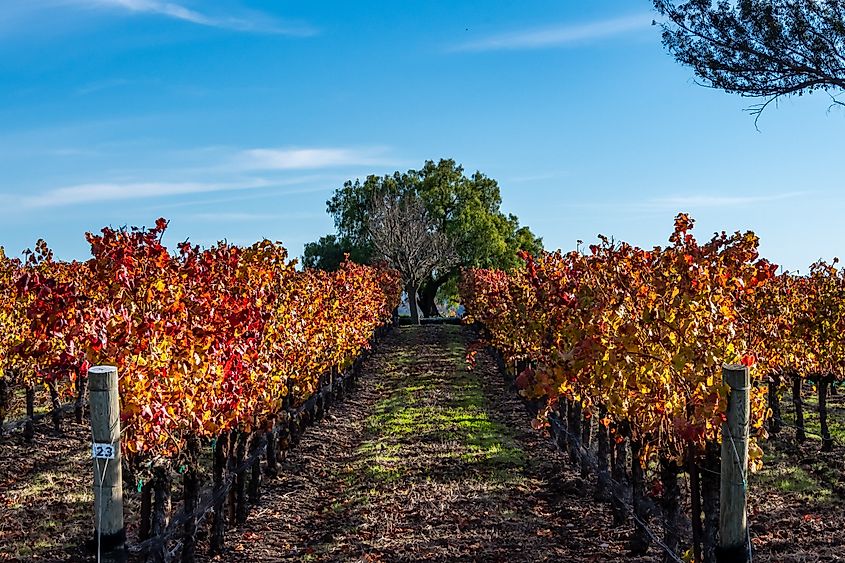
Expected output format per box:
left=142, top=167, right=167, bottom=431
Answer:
left=545, top=412, right=685, bottom=563
left=128, top=355, right=367, bottom=560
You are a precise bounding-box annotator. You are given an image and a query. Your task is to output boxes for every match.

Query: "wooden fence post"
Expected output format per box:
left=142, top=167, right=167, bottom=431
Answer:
left=719, top=364, right=750, bottom=563
left=89, top=365, right=126, bottom=562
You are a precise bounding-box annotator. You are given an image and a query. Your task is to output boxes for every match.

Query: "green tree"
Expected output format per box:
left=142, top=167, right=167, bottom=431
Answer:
left=655, top=0, right=845, bottom=121
left=302, top=235, right=369, bottom=270
left=304, top=158, right=543, bottom=316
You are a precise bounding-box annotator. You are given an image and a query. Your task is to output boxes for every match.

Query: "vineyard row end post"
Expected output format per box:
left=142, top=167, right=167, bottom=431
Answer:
left=89, top=365, right=126, bottom=563
left=718, top=364, right=750, bottom=563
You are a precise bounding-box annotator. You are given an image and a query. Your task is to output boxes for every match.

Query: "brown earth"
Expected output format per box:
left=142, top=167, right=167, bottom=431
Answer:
left=199, top=324, right=654, bottom=562
left=1, top=324, right=843, bottom=562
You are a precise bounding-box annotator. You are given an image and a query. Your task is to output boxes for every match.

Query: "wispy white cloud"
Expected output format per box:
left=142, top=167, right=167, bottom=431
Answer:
left=21, top=177, right=318, bottom=207
left=67, top=0, right=317, bottom=35
left=452, top=14, right=653, bottom=52
left=24, top=180, right=256, bottom=207
left=646, top=191, right=806, bottom=209
left=12, top=145, right=397, bottom=208
left=235, top=147, right=395, bottom=171
left=150, top=183, right=336, bottom=211
left=89, top=0, right=212, bottom=25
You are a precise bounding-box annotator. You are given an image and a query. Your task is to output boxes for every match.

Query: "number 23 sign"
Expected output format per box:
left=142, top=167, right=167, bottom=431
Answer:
left=92, top=443, right=117, bottom=459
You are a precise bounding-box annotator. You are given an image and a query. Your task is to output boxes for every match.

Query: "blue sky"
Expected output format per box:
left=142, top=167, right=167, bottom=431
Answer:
left=1, top=0, right=842, bottom=272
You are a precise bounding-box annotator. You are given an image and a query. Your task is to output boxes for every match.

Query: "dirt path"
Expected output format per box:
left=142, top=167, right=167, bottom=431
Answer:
left=205, top=324, right=644, bottom=562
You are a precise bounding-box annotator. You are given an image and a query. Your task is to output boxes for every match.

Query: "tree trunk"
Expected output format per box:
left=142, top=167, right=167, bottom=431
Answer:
left=819, top=375, right=834, bottom=452
left=611, top=424, right=628, bottom=526
left=580, top=412, right=592, bottom=479
left=0, top=374, right=10, bottom=434
left=139, top=479, right=153, bottom=541
left=326, top=367, right=336, bottom=409
left=792, top=374, right=806, bottom=443
left=276, top=419, right=290, bottom=463
left=289, top=414, right=302, bottom=449
left=689, top=447, right=703, bottom=563
left=629, top=439, right=651, bottom=555
left=182, top=439, right=200, bottom=563
left=660, top=457, right=681, bottom=563
left=235, top=431, right=249, bottom=524
left=555, top=402, right=568, bottom=453
left=249, top=433, right=262, bottom=504
left=420, top=271, right=454, bottom=318
left=47, top=381, right=61, bottom=433
left=151, top=466, right=171, bottom=535
left=595, top=407, right=610, bottom=502
left=307, top=397, right=317, bottom=425
left=23, top=384, right=35, bottom=443
left=333, top=371, right=344, bottom=403
left=265, top=427, right=278, bottom=477
left=210, top=433, right=228, bottom=556
left=701, top=441, right=720, bottom=563
left=315, top=379, right=325, bottom=421
left=150, top=465, right=171, bottom=563
left=407, top=283, right=421, bottom=324
left=768, top=372, right=781, bottom=435
left=75, top=367, right=87, bottom=424
left=609, top=422, right=615, bottom=473
left=568, top=400, right=581, bottom=466
left=418, top=282, right=441, bottom=318
left=226, top=432, right=238, bottom=524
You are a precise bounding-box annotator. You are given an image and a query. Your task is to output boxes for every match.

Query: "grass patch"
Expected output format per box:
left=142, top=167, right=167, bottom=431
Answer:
left=776, top=380, right=845, bottom=444
left=754, top=464, right=833, bottom=503
left=778, top=404, right=845, bottom=444
left=358, top=330, right=525, bottom=484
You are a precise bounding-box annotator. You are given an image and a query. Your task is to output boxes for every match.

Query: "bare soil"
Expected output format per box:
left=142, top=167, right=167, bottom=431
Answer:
left=1, top=324, right=843, bottom=562
left=199, top=324, right=656, bottom=562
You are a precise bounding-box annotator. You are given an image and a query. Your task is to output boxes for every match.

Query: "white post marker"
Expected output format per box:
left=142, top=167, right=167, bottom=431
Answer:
left=719, top=363, right=751, bottom=563
left=89, top=365, right=126, bottom=562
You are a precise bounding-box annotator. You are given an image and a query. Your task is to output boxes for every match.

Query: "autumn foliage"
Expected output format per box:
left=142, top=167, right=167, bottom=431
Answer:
left=0, top=219, right=401, bottom=465
left=460, top=214, right=784, bottom=465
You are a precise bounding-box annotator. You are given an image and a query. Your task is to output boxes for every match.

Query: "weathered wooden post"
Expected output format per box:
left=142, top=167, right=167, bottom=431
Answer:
left=719, top=364, right=750, bottom=563
left=89, top=365, right=126, bottom=562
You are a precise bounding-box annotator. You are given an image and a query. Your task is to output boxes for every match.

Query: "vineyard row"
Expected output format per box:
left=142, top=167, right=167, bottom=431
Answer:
left=0, top=219, right=402, bottom=561
left=460, top=213, right=845, bottom=563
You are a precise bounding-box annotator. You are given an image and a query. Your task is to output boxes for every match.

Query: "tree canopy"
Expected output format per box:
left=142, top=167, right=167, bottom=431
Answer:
left=303, top=234, right=370, bottom=272
left=302, top=159, right=543, bottom=316
left=655, top=0, right=845, bottom=119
